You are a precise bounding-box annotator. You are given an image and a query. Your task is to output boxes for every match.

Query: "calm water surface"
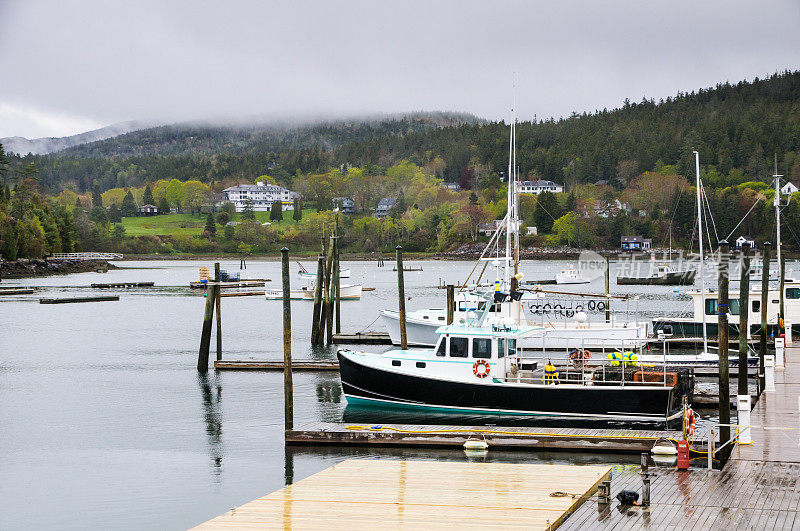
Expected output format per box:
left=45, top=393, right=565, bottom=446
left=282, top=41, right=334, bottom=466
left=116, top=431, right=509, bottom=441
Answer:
left=1, top=258, right=783, bottom=529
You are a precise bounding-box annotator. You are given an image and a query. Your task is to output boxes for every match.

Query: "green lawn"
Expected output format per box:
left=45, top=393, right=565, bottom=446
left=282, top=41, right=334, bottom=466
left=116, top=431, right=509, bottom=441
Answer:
left=119, top=209, right=313, bottom=237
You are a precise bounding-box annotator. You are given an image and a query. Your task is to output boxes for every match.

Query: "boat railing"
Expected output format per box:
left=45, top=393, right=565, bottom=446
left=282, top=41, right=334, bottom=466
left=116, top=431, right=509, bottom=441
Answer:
left=507, top=335, right=676, bottom=388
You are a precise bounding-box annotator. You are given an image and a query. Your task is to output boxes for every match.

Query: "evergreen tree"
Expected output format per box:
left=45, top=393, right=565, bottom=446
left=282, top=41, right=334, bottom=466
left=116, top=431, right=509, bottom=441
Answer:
left=564, top=191, right=577, bottom=213
left=75, top=197, right=83, bottom=209
left=269, top=200, right=283, bottom=221
left=92, top=184, right=103, bottom=208
left=90, top=206, right=109, bottom=225
left=292, top=198, right=302, bottom=221
left=108, top=203, right=122, bottom=223
left=204, top=211, right=216, bottom=236
left=534, top=191, right=560, bottom=233
left=142, top=184, right=154, bottom=205
left=241, top=198, right=255, bottom=220
left=389, top=191, right=406, bottom=218
left=469, top=191, right=478, bottom=205
left=157, top=196, right=169, bottom=214
left=121, top=190, right=137, bottom=217
left=216, top=211, right=230, bottom=226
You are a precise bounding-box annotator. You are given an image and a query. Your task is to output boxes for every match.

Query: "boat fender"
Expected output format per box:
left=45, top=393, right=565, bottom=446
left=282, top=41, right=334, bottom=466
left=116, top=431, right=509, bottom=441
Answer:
left=597, top=301, right=606, bottom=311
left=473, top=359, right=491, bottom=378
left=587, top=300, right=596, bottom=311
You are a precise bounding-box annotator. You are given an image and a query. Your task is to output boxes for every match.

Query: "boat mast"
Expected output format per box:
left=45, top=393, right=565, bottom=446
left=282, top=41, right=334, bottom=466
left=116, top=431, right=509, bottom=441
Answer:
left=505, top=106, right=514, bottom=289
left=774, top=155, right=782, bottom=291
left=694, top=151, right=707, bottom=353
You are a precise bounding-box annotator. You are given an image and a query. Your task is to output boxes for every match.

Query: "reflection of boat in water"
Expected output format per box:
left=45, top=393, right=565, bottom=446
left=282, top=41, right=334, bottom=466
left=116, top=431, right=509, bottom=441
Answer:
left=341, top=296, right=692, bottom=423
left=617, top=264, right=696, bottom=285
left=265, top=281, right=362, bottom=300
left=555, top=268, right=590, bottom=284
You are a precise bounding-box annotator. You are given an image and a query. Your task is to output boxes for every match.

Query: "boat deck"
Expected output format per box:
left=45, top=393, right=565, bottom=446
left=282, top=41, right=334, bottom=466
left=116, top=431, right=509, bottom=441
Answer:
left=193, top=459, right=612, bottom=529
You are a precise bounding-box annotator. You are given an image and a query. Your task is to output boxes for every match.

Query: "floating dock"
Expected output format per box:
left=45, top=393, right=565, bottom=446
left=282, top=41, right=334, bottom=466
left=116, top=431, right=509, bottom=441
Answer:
left=193, top=459, right=612, bottom=530
left=219, top=291, right=266, bottom=297
left=91, top=282, right=154, bottom=288
left=0, top=288, right=34, bottom=295
left=190, top=280, right=269, bottom=289
left=214, top=360, right=339, bottom=371
left=331, top=331, right=392, bottom=344
left=286, top=422, right=683, bottom=453
left=39, top=295, right=119, bottom=304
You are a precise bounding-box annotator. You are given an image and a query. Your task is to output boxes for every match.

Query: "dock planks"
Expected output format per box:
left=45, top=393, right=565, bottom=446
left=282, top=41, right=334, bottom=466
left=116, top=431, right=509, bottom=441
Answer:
left=193, top=459, right=612, bottom=530
left=331, top=331, right=392, bottom=344
left=39, top=295, right=119, bottom=304
left=286, top=422, right=683, bottom=453
left=90, top=282, right=154, bottom=288
left=214, top=360, right=339, bottom=371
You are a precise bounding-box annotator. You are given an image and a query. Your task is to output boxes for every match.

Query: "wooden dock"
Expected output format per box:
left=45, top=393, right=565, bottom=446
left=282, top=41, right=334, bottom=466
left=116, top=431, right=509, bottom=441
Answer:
left=0, top=288, right=34, bottom=295
left=331, top=331, right=392, bottom=344
left=190, top=280, right=269, bottom=289
left=193, top=459, right=612, bottom=530
left=214, top=360, right=339, bottom=371
left=39, top=295, right=119, bottom=304
left=286, top=422, right=683, bottom=453
left=90, top=281, right=154, bottom=288
left=219, top=291, right=265, bottom=297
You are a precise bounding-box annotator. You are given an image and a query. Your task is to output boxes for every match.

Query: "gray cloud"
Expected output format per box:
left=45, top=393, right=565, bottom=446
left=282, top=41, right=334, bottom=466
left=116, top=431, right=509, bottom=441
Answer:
left=1, top=0, right=799, bottom=138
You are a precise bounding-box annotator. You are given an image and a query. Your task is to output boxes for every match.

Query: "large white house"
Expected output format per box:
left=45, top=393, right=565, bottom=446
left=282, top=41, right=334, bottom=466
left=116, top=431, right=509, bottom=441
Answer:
left=222, top=182, right=299, bottom=212
left=515, top=179, right=563, bottom=194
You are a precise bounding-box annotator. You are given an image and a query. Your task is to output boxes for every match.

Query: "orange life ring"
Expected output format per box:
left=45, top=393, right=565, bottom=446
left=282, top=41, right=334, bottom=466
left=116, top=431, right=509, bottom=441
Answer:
left=684, top=408, right=697, bottom=436
left=473, top=359, right=491, bottom=378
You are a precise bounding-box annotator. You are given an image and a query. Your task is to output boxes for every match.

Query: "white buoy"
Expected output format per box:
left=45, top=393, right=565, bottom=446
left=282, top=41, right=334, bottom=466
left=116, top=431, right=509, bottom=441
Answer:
left=574, top=311, right=588, bottom=323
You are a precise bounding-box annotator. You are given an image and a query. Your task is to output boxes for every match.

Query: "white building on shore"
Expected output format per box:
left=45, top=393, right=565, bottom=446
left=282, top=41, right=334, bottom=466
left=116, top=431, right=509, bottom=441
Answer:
left=515, top=180, right=563, bottom=195
left=221, top=182, right=299, bottom=212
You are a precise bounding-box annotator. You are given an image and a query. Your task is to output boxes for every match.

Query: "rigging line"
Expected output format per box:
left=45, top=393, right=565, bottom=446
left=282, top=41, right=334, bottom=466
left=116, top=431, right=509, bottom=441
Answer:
left=700, top=183, right=720, bottom=246
left=724, top=194, right=764, bottom=242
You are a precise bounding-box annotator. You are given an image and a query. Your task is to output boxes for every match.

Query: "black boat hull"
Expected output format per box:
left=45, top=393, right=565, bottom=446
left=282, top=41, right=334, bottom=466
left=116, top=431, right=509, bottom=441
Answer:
left=338, top=352, right=686, bottom=422
left=617, top=271, right=696, bottom=285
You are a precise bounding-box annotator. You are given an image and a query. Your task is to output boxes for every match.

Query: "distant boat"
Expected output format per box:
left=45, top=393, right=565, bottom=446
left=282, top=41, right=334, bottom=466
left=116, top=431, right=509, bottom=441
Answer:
left=555, top=268, right=590, bottom=284
left=265, top=281, right=362, bottom=300
left=617, top=264, right=696, bottom=285
left=297, top=262, right=350, bottom=279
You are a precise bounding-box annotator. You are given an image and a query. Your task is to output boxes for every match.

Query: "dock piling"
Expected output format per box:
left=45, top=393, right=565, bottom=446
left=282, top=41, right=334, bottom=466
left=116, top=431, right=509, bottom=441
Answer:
left=325, top=236, right=334, bottom=344
left=334, top=234, right=341, bottom=334
left=311, top=255, right=324, bottom=345
left=446, top=284, right=454, bottom=325
left=717, top=240, right=731, bottom=455
left=738, top=243, right=750, bottom=396
left=759, top=242, right=771, bottom=394
left=640, top=453, right=651, bottom=507
left=281, top=247, right=293, bottom=431
left=197, top=261, right=219, bottom=371
left=215, top=262, right=222, bottom=361
left=396, top=245, right=407, bottom=350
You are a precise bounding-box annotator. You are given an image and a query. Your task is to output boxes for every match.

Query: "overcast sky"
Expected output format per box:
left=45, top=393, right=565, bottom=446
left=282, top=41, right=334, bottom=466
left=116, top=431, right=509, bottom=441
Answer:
left=1, top=0, right=799, bottom=139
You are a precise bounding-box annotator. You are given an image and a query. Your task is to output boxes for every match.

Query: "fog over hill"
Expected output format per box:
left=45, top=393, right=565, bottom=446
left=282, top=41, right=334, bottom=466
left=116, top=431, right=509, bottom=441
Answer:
left=0, top=120, right=155, bottom=155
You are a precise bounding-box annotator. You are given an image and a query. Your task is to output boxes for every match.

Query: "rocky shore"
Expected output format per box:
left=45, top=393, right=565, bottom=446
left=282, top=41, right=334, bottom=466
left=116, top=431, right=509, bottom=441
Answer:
left=0, top=259, right=117, bottom=279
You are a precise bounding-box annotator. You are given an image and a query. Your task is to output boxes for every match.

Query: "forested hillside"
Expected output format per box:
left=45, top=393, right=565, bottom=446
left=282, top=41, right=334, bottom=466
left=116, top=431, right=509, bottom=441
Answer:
left=2, top=71, right=800, bottom=260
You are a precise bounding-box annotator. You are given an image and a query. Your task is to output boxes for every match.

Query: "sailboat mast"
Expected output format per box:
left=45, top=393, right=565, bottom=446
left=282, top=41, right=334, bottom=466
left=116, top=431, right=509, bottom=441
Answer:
left=505, top=110, right=514, bottom=288
left=774, top=155, right=782, bottom=288
left=694, top=151, right=707, bottom=352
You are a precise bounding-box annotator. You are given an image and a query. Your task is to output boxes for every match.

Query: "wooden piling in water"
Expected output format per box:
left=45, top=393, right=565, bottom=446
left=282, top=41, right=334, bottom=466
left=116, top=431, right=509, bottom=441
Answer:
left=759, top=242, right=771, bottom=395
left=334, top=235, right=341, bottom=334
left=717, top=240, right=731, bottom=454
left=325, top=236, right=335, bottom=344
left=197, top=262, right=219, bottom=371
left=396, top=245, right=407, bottom=350
left=281, top=248, right=293, bottom=431
left=215, top=263, right=222, bottom=361
left=738, top=243, right=750, bottom=396
left=446, top=284, right=454, bottom=325
left=311, top=255, right=324, bottom=345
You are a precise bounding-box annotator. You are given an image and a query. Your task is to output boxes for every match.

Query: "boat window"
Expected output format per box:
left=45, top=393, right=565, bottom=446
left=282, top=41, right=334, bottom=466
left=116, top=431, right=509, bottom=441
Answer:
left=508, top=339, right=517, bottom=357
left=730, top=299, right=740, bottom=315
left=498, top=338, right=505, bottom=358
left=392, top=360, right=401, bottom=367
left=449, top=337, right=468, bottom=357
left=787, top=288, right=800, bottom=299
left=438, top=316, right=445, bottom=321
left=416, top=362, right=426, bottom=368
left=435, top=338, right=446, bottom=357
left=752, top=300, right=761, bottom=313
left=705, top=299, right=718, bottom=315
left=472, top=338, right=491, bottom=359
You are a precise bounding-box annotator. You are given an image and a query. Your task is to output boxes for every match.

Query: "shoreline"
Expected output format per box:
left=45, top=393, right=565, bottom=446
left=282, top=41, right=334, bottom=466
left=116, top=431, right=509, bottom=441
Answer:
left=0, top=259, right=118, bottom=279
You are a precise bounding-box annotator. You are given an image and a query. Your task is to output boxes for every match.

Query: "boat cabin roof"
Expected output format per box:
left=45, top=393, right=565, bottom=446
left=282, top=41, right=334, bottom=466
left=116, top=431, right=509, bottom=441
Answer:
left=434, top=324, right=543, bottom=337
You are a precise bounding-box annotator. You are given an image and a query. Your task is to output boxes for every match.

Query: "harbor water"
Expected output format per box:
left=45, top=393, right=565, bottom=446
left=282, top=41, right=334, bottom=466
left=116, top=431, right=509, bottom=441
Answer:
left=0, top=258, right=777, bottom=529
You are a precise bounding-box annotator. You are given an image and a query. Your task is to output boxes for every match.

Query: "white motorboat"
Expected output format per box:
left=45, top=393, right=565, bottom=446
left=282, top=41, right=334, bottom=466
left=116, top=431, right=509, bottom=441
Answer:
left=265, top=281, right=362, bottom=300
left=297, top=262, right=350, bottom=279
left=555, top=268, right=590, bottom=284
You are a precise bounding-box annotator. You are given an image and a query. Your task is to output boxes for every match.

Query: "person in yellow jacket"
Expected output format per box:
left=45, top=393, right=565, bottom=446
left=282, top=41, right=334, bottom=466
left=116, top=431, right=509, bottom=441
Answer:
left=543, top=359, right=559, bottom=385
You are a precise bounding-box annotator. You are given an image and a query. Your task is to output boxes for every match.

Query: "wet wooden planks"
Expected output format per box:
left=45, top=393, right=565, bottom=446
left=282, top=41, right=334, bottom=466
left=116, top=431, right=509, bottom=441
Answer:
left=731, top=344, right=800, bottom=463
left=561, top=461, right=800, bottom=530
left=286, top=422, right=683, bottom=453
left=214, top=360, right=339, bottom=371
left=193, top=459, right=612, bottom=530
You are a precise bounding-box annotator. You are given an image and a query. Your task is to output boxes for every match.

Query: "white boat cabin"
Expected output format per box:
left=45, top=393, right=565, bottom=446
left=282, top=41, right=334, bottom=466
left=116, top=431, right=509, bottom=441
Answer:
left=688, top=281, right=800, bottom=325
